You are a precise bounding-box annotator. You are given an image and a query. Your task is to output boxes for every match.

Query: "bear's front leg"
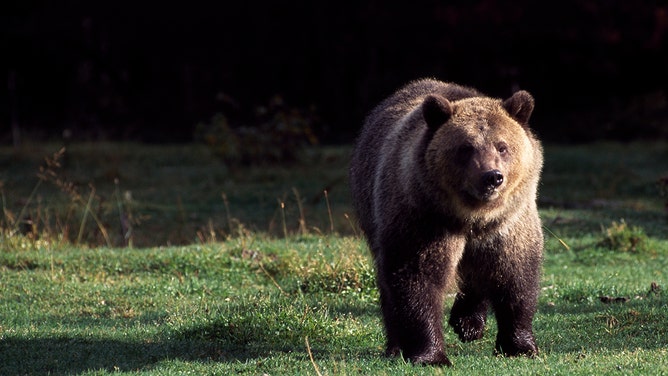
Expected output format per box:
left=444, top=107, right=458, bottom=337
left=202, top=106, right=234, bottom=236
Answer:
left=377, top=283, right=401, bottom=358
left=384, top=269, right=451, bottom=366
left=490, top=253, right=541, bottom=357
left=377, top=239, right=464, bottom=367
left=493, top=301, right=538, bottom=357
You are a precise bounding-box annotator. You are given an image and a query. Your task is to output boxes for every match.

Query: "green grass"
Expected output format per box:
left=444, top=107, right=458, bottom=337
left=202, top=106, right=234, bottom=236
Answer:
left=1, top=141, right=667, bottom=375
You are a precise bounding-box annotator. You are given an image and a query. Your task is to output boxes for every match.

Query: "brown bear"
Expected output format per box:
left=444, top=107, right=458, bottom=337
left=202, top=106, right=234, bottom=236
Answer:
left=349, top=78, right=543, bottom=366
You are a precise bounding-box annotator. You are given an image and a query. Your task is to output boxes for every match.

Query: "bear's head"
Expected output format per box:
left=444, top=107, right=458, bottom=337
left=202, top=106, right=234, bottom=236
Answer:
left=422, top=91, right=541, bottom=221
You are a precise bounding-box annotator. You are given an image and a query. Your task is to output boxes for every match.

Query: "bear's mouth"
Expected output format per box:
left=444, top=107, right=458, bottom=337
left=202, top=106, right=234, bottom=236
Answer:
left=462, top=186, right=501, bottom=204
left=477, top=188, right=500, bottom=202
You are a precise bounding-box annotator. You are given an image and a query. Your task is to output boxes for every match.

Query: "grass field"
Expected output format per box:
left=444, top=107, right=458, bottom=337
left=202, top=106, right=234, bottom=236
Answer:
left=1, top=142, right=667, bottom=375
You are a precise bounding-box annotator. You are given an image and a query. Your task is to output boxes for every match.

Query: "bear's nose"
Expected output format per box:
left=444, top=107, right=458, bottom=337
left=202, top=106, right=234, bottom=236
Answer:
left=483, top=170, right=504, bottom=188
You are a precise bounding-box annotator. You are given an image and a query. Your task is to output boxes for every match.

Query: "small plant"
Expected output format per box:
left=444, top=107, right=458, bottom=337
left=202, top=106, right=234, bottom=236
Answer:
left=36, top=148, right=112, bottom=246
left=195, top=95, right=319, bottom=165
left=194, top=114, right=242, bottom=164
left=599, top=219, right=649, bottom=253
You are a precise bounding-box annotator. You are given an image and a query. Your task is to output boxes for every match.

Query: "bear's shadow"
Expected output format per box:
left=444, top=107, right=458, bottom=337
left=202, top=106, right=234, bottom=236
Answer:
left=3, top=298, right=665, bottom=374
left=0, top=302, right=379, bottom=375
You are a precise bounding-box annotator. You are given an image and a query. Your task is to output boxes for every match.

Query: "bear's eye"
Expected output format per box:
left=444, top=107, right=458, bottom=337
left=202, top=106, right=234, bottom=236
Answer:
left=496, top=143, right=509, bottom=154
left=456, top=144, right=475, bottom=163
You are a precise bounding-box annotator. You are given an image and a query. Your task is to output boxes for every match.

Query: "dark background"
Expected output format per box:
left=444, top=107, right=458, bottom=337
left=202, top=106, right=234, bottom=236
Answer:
left=3, top=1, right=668, bottom=144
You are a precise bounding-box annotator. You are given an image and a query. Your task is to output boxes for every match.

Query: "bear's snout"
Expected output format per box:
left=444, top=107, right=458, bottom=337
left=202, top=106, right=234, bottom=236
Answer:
left=482, top=170, right=504, bottom=189
left=464, top=169, right=505, bottom=202
left=471, top=169, right=504, bottom=200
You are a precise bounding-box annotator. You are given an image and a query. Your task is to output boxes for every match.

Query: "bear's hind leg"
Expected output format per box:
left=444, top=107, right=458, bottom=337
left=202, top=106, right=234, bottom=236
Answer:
left=449, top=292, right=488, bottom=342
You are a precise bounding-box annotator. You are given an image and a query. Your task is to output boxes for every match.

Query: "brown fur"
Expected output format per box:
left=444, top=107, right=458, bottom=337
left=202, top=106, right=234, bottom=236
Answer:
left=349, top=78, right=543, bottom=366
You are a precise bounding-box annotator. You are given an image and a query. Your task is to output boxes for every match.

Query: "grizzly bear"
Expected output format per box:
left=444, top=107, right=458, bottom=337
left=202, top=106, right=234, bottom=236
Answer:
left=349, top=78, right=543, bottom=366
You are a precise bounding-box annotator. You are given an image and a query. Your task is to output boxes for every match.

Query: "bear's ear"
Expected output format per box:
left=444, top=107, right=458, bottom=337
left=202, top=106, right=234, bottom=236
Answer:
left=422, top=94, right=452, bottom=129
left=503, top=90, right=534, bottom=126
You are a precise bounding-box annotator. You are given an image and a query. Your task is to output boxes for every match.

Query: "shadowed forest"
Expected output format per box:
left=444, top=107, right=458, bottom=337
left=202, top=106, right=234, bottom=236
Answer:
left=4, top=1, right=668, bottom=145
